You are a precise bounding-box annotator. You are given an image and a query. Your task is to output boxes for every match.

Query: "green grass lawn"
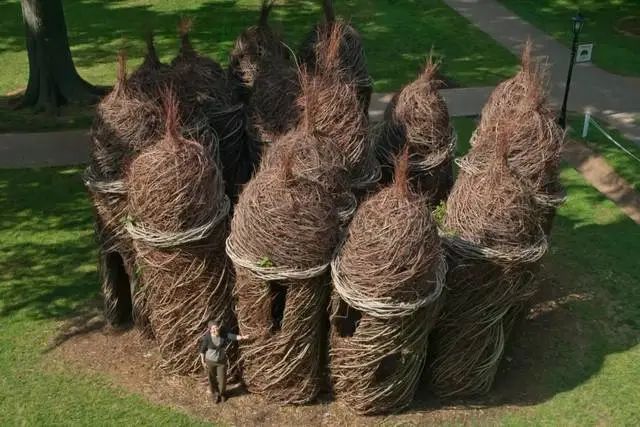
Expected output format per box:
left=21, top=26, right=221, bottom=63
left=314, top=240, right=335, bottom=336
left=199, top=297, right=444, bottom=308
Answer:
left=0, top=0, right=518, bottom=132
left=0, top=168, right=207, bottom=425
left=452, top=116, right=477, bottom=156
left=0, top=99, right=95, bottom=133
left=499, top=0, right=640, bottom=77
left=569, top=114, right=640, bottom=191
left=1, top=119, right=639, bottom=424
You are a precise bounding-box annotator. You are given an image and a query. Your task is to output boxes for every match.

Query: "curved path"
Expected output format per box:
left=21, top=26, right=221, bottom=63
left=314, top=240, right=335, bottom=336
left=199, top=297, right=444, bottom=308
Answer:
left=0, top=88, right=492, bottom=168
left=444, top=0, right=640, bottom=144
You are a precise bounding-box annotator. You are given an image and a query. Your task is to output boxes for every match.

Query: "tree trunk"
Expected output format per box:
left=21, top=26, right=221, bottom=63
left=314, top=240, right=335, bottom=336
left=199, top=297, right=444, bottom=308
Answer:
left=19, top=0, right=102, bottom=112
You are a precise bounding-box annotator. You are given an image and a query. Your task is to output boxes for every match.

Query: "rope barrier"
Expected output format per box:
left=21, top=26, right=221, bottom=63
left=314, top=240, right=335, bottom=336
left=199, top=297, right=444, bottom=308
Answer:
left=582, top=112, right=640, bottom=164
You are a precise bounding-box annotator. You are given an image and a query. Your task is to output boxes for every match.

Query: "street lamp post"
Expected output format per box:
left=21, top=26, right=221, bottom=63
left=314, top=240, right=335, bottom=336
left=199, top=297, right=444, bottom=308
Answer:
left=558, top=12, right=585, bottom=128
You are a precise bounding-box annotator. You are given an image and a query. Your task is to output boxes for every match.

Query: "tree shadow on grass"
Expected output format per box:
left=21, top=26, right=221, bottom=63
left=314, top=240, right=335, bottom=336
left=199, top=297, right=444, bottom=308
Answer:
left=0, top=0, right=517, bottom=94
left=0, top=238, right=98, bottom=320
left=0, top=167, right=92, bottom=233
left=44, top=300, right=108, bottom=351
left=0, top=167, right=98, bottom=322
left=0, top=0, right=519, bottom=133
left=0, top=95, right=95, bottom=133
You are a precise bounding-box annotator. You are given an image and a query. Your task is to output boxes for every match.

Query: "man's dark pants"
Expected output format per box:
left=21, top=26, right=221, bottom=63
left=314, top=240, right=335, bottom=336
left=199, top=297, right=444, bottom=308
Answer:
left=206, top=360, right=226, bottom=396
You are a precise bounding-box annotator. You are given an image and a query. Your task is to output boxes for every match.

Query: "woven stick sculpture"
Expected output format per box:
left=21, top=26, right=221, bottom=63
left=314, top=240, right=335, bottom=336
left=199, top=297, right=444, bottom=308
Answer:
left=236, top=1, right=302, bottom=146
left=329, top=151, right=446, bottom=415
left=171, top=19, right=257, bottom=201
left=428, top=137, right=548, bottom=398
left=228, top=0, right=288, bottom=102
left=463, top=42, right=565, bottom=232
left=128, top=33, right=171, bottom=93
left=258, top=131, right=359, bottom=225
left=86, top=51, right=165, bottom=329
left=227, top=137, right=348, bottom=404
left=473, top=41, right=541, bottom=147
left=299, top=0, right=372, bottom=114
left=248, top=55, right=301, bottom=145
left=295, top=27, right=380, bottom=193
left=126, top=92, right=235, bottom=375
left=373, top=59, right=456, bottom=205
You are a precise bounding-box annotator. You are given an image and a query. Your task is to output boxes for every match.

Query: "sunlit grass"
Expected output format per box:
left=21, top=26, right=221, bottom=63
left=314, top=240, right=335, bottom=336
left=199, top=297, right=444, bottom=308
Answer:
left=0, top=0, right=518, bottom=95
left=499, top=0, right=640, bottom=77
left=0, top=0, right=519, bottom=132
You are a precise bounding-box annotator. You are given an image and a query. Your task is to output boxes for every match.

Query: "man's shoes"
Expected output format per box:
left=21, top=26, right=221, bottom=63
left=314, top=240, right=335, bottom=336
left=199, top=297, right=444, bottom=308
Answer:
left=215, top=393, right=222, bottom=404
left=219, top=394, right=227, bottom=403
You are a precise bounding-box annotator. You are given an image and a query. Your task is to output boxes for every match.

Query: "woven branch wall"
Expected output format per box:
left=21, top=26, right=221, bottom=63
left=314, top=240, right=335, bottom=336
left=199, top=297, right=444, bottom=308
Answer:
left=329, top=166, right=446, bottom=414
left=227, top=136, right=349, bottom=403
left=126, top=103, right=236, bottom=375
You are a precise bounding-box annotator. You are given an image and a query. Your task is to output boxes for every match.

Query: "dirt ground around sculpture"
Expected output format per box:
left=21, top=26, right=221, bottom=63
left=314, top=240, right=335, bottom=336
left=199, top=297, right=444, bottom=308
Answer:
left=52, top=263, right=584, bottom=426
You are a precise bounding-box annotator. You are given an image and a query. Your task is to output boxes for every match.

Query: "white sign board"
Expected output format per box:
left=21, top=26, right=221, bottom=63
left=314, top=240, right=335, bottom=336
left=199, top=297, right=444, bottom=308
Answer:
left=576, top=43, right=594, bottom=63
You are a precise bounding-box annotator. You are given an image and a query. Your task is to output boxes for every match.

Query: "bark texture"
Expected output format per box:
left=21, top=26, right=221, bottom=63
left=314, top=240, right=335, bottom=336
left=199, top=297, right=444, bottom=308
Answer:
left=20, top=0, right=101, bottom=111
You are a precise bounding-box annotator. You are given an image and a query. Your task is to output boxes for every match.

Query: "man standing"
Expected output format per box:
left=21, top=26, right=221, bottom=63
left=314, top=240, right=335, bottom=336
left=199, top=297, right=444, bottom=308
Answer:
left=199, top=320, right=247, bottom=403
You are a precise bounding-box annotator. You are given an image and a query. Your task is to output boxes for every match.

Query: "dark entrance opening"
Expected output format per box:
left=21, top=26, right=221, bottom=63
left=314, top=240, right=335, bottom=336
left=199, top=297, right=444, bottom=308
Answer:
left=269, top=282, right=287, bottom=333
left=374, top=353, right=401, bottom=383
left=101, top=250, right=133, bottom=326
left=333, top=298, right=362, bottom=337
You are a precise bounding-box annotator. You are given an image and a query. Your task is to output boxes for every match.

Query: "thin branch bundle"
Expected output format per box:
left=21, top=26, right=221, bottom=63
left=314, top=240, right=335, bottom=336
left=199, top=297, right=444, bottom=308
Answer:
left=296, top=26, right=379, bottom=193
left=463, top=42, right=565, bottom=232
left=247, top=55, right=301, bottom=145
left=229, top=1, right=300, bottom=157
left=172, top=19, right=257, bottom=200
left=128, top=32, right=171, bottom=94
left=87, top=51, right=165, bottom=328
left=299, top=0, right=373, bottom=114
left=228, top=0, right=288, bottom=102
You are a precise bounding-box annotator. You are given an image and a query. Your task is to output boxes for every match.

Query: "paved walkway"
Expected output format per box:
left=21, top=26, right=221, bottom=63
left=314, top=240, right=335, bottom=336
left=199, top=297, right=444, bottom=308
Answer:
left=369, top=87, right=494, bottom=121
left=0, top=129, right=90, bottom=168
left=444, top=0, right=640, bottom=143
left=1, top=88, right=495, bottom=169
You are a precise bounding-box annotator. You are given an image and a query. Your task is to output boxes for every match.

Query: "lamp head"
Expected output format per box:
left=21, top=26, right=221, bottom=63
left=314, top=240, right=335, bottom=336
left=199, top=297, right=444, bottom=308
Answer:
left=572, top=13, right=585, bottom=35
